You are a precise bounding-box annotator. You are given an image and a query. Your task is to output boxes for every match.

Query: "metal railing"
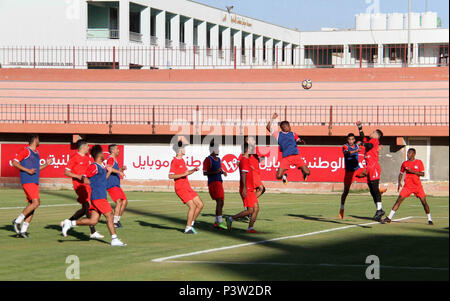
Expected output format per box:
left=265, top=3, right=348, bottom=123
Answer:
left=0, top=104, right=447, bottom=127
left=0, top=44, right=448, bottom=70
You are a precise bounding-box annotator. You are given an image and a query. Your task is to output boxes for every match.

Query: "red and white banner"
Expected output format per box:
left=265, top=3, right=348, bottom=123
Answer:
left=1, top=144, right=124, bottom=178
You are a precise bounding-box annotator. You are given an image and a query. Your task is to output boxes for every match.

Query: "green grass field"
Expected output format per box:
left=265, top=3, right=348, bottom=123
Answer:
left=0, top=189, right=448, bottom=281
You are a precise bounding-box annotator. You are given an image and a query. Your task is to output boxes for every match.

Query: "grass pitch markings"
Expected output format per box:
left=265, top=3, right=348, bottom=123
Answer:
left=152, top=216, right=413, bottom=263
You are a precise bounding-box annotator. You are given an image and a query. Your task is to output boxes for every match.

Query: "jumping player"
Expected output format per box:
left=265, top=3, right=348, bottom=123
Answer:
left=61, top=145, right=127, bottom=246
left=226, top=143, right=260, bottom=233
left=266, top=113, right=310, bottom=184
left=203, top=141, right=227, bottom=230
left=169, top=140, right=204, bottom=234
left=356, top=121, right=385, bottom=221
left=11, top=135, right=53, bottom=238
left=339, top=133, right=365, bottom=219
left=64, top=139, right=103, bottom=239
left=382, top=148, right=433, bottom=225
left=105, top=144, right=127, bottom=228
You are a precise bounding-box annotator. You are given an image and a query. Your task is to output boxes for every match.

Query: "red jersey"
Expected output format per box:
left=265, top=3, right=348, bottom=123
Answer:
left=169, top=157, right=190, bottom=188
left=401, top=159, right=425, bottom=188
left=239, top=156, right=254, bottom=192
left=249, top=154, right=261, bottom=176
left=363, top=137, right=380, bottom=167
left=66, top=152, right=92, bottom=184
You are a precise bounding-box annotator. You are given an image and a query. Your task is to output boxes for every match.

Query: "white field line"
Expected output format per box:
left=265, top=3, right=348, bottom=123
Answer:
left=152, top=217, right=414, bottom=263
left=162, top=260, right=449, bottom=271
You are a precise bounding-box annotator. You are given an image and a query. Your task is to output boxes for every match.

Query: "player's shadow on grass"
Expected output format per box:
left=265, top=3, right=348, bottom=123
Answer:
left=44, top=224, right=109, bottom=244
left=348, top=215, right=376, bottom=221
left=287, top=214, right=370, bottom=228
left=137, top=220, right=184, bottom=233
left=40, top=190, right=75, bottom=201
left=201, top=213, right=273, bottom=222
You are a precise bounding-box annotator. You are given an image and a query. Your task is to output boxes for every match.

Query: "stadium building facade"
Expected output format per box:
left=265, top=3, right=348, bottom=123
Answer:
left=0, top=0, right=448, bottom=69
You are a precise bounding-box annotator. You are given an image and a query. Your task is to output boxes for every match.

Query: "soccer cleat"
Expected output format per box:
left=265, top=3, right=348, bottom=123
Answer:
left=428, top=220, right=434, bottom=226
left=184, top=229, right=195, bottom=234
left=339, top=209, right=344, bottom=220
left=213, top=222, right=219, bottom=228
left=282, top=174, right=288, bottom=185
left=246, top=229, right=259, bottom=234
left=381, top=217, right=392, bottom=224
left=218, top=222, right=228, bottom=230
left=61, top=219, right=72, bottom=237
left=111, top=238, right=127, bottom=247
left=90, top=232, right=104, bottom=239
left=114, top=221, right=123, bottom=229
left=12, top=220, right=21, bottom=234
left=226, top=217, right=233, bottom=231
left=19, top=232, right=29, bottom=239
left=373, top=210, right=385, bottom=222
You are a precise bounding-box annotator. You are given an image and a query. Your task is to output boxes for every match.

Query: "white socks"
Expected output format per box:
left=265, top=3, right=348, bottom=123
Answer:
left=21, top=222, right=29, bottom=233
left=427, top=213, right=432, bottom=221
left=15, top=213, right=25, bottom=224
left=376, top=202, right=383, bottom=210
left=388, top=210, right=396, bottom=220
left=215, top=216, right=223, bottom=223
left=114, top=216, right=120, bottom=223
left=71, top=220, right=77, bottom=227
left=191, top=221, right=195, bottom=227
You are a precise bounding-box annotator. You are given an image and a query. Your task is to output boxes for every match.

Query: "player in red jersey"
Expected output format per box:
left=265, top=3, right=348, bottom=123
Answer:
left=246, top=136, right=266, bottom=198
left=382, top=148, right=433, bottom=225
left=105, top=144, right=128, bottom=229
left=169, top=140, right=204, bottom=234
left=356, top=122, right=385, bottom=222
left=11, top=135, right=53, bottom=238
left=226, top=143, right=260, bottom=233
left=203, top=140, right=227, bottom=230
left=61, top=145, right=126, bottom=246
left=64, top=139, right=103, bottom=239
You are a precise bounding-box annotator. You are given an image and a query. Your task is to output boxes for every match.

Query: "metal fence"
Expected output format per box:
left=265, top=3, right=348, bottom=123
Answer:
left=0, top=44, right=448, bottom=70
left=0, top=104, right=447, bottom=127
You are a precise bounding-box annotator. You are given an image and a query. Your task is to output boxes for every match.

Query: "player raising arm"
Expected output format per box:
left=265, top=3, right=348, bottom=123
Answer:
left=61, top=145, right=127, bottom=246
left=382, top=148, right=433, bottom=225
left=169, top=140, right=204, bottom=234
left=12, top=135, right=53, bottom=238
left=266, top=113, right=310, bottom=185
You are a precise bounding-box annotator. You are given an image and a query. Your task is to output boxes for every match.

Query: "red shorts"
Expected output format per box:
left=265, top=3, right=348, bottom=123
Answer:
left=73, top=181, right=91, bottom=204
left=400, top=186, right=426, bottom=199
left=344, top=169, right=365, bottom=187
left=175, top=185, right=199, bottom=204
left=253, top=173, right=263, bottom=189
left=241, top=190, right=258, bottom=208
left=89, top=199, right=113, bottom=214
left=366, top=163, right=381, bottom=181
left=22, top=183, right=39, bottom=203
left=208, top=181, right=224, bottom=200
left=107, top=187, right=127, bottom=203
left=280, top=154, right=306, bottom=170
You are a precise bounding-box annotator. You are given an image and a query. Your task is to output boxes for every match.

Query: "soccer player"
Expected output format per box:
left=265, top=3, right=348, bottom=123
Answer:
left=61, top=145, right=126, bottom=246
left=266, top=113, right=310, bottom=184
left=203, top=141, right=227, bottom=230
left=169, top=140, right=204, bottom=234
left=382, top=148, right=433, bottom=225
left=226, top=143, right=260, bottom=233
left=246, top=136, right=266, bottom=198
left=11, top=135, right=53, bottom=238
left=339, top=133, right=365, bottom=219
left=356, top=121, right=385, bottom=221
left=105, top=144, right=127, bottom=228
left=64, top=139, right=103, bottom=239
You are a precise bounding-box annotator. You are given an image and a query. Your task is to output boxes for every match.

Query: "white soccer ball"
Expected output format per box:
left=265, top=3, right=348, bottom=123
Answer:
left=302, top=79, right=313, bottom=90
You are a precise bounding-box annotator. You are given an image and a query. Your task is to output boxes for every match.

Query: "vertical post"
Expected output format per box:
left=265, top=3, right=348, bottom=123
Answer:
left=113, top=46, right=116, bottom=69
left=234, top=45, right=237, bottom=69
left=33, top=46, right=36, bottom=68
left=359, top=44, right=362, bottom=68
left=73, top=46, right=75, bottom=69
left=424, top=106, right=427, bottom=125
left=240, top=105, right=243, bottom=135
left=329, top=106, right=333, bottom=135
left=284, top=105, right=288, bottom=121
left=153, top=47, right=156, bottom=69
left=407, top=0, right=411, bottom=67
left=24, top=104, right=27, bottom=123
left=377, top=106, right=379, bottom=125
left=152, top=105, right=155, bottom=134
left=109, top=105, right=113, bottom=134
left=67, top=104, right=70, bottom=124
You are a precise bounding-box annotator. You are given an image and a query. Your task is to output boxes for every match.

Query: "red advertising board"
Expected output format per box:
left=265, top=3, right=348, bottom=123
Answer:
left=1, top=144, right=124, bottom=178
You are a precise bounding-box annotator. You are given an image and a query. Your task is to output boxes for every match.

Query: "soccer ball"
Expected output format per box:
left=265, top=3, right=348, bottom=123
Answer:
left=302, top=79, right=312, bottom=90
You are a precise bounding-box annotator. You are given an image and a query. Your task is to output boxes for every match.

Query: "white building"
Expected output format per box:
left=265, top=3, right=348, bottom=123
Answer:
left=0, top=0, right=447, bottom=69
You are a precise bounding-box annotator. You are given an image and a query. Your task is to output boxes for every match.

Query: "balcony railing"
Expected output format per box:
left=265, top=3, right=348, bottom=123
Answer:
left=180, top=42, right=187, bottom=51
left=87, top=29, right=119, bottom=39
left=150, top=36, right=158, bottom=46
left=130, top=31, right=142, bottom=43
left=165, top=39, right=173, bottom=49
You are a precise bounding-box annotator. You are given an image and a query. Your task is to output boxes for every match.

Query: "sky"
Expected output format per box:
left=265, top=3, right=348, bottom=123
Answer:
left=193, top=0, right=449, bottom=31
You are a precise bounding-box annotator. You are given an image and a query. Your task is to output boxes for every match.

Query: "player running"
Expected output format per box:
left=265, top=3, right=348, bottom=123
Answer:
left=64, top=139, right=103, bottom=239
left=203, top=141, right=227, bottom=230
left=356, top=121, right=385, bottom=221
left=61, top=145, right=127, bottom=246
left=226, top=142, right=260, bottom=233
left=339, top=133, right=365, bottom=219
left=266, top=113, right=310, bottom=184
left=105, top=144, right=127, bottom=229
left=169, top=140, right=204, bottom=234
left=11, top=135, right=53, bottom=238
left=382, top=148, right=433, bottom=225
